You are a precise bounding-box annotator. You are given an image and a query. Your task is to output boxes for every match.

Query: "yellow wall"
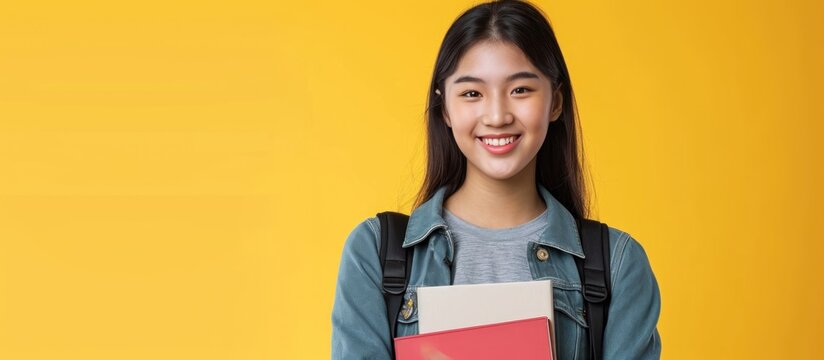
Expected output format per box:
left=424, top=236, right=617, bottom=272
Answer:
left=1, top=0, right=822, bottom=358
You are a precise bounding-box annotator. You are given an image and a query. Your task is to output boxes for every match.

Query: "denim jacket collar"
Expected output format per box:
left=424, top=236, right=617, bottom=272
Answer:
left=402, top=183, right=585, bottom=258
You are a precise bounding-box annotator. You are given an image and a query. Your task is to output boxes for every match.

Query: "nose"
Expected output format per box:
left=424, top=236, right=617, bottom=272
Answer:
left=482, top=92, right=514, bottom=127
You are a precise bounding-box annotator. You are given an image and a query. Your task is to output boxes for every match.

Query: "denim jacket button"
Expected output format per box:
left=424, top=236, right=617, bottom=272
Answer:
left=536, top=247, right=549, bottom=262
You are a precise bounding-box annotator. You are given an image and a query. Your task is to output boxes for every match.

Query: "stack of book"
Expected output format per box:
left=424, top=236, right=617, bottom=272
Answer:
left=394, top=280, right=556, bottom=360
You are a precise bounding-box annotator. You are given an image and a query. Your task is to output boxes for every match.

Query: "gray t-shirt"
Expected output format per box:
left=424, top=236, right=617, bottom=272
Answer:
left=443, top=208, right=548, bottom=285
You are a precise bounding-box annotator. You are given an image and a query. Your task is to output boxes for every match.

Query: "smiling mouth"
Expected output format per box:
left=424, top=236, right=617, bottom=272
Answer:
left=477, top=135, right=521, bottom=147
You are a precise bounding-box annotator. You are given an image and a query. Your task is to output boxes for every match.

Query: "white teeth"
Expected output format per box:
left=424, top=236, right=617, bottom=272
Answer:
left=482, top=136, right=517, bottom=146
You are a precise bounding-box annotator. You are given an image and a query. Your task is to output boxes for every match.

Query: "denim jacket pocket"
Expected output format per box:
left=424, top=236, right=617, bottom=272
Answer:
left=553, top=285, right=589, bottom=360
left=395, top=286, right=419, bottom=338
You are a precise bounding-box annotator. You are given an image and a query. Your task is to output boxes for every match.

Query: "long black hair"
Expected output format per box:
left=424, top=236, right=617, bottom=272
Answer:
left=414, top=0, right=590, bottom=220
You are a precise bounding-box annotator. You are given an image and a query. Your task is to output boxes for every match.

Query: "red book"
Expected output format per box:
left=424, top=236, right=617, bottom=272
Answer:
left=394, top=316, right=553, bottom=360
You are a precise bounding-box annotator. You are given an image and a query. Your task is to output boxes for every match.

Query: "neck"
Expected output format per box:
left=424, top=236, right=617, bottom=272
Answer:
left=443, top=159, right=547, bottom=229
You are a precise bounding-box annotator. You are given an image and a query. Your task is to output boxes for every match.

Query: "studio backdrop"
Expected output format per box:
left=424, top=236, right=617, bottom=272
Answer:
left=1, top=0, right=822, bottom=358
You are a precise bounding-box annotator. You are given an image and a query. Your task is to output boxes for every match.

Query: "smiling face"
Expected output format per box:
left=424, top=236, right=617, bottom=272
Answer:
left=442, top=40, right=564, bottom=183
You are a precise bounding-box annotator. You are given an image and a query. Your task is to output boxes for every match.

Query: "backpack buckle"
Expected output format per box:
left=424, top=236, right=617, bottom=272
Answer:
left=382, top=259, right=408, bottom=295
left=583, top=283, right=608, bottom=303
left=582, top=266, right=609, bottom=303
left=382, top=276, right=407, bottom=295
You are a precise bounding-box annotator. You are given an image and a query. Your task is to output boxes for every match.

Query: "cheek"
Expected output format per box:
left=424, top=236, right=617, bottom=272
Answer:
left=514, top=102, right=551, bottom=147
left=446, top=100, right=480, bottom=125
left=447, top=109, right=479, bottom=150
left=512, top=98, right=551, bottom=124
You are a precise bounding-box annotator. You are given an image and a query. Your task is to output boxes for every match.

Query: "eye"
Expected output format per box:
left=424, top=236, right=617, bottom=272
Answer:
left=460, top=90, right=481, bottom=98
left=512, top=87, right=532, bottom=95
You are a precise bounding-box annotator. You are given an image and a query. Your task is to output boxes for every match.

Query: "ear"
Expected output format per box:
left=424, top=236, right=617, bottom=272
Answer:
left=549, top=87, right=564, bottom=122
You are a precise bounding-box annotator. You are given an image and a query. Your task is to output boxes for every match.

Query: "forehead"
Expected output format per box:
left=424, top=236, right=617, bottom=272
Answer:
left=450, top=40, right=541, bottom=81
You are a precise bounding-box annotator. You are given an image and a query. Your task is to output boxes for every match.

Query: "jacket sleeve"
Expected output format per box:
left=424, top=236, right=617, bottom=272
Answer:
left=331, top=217, right=393, bottom=359
left=602, top=233, right=662, bottom=359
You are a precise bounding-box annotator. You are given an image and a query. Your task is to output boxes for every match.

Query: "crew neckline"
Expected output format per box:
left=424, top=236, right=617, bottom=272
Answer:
left=442, top=207, right=548, bottom=234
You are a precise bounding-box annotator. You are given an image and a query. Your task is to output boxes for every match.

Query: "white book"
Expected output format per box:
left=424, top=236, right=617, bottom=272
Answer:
left=417, top=279, right=556, bottom=356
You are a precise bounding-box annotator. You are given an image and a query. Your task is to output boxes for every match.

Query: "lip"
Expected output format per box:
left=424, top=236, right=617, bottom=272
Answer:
left=476, top=134, right=521, bottom=155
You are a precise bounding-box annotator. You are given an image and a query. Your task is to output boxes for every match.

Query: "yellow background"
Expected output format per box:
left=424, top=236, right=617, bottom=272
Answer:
left=1, top=0, right=822, bottom=358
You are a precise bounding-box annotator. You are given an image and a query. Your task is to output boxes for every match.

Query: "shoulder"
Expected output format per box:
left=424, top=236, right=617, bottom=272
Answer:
left=603, top=225, right=655, bottom=286
left=340, top=216, right=382, bottom=260
left=335, top=216, right=386, bottom=291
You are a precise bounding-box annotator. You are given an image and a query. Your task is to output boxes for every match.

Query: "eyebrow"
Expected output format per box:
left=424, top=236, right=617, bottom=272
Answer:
left=452, top=71, right=540, bottom=84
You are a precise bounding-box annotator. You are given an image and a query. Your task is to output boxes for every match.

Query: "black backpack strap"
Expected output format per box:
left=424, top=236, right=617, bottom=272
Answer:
left=376, top=211, right=412, bottom=356
left=574, top=219, right=612, bottom=360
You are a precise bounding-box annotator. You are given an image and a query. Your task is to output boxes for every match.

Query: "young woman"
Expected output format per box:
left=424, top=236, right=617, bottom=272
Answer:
left=331, top=1, right=661, bottom=359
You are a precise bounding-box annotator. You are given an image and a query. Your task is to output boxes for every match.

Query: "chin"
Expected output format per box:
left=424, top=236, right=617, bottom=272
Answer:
left=477, top=164, right=529, bottom=181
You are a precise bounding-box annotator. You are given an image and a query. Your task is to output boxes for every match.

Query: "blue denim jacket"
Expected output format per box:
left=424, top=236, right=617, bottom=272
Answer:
left=331, top=184, right=662, bottom=359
